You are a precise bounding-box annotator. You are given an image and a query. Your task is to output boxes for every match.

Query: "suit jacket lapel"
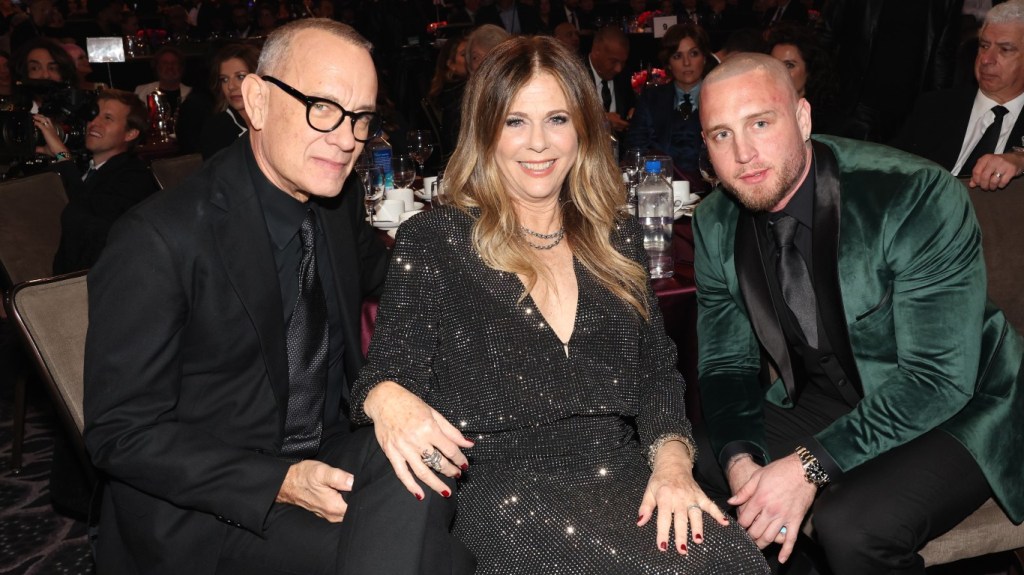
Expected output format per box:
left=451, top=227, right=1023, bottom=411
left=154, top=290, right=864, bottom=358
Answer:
left=317, top=182, right=361, bottom=380
left=209, top=145, right=289, bottom=414
left=735, top=211, right=798, bottom=399
left=810, top=141, right=864, bottom=399
left=1008, top=107, right=1024, bottom=153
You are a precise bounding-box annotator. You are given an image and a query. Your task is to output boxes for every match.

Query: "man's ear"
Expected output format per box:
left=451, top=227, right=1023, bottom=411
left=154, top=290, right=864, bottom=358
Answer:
left=123, top=128, right=139, bottom=145
left=797, top=97, right=812, bottom=141
left=241, top=73, right=266, bottom=131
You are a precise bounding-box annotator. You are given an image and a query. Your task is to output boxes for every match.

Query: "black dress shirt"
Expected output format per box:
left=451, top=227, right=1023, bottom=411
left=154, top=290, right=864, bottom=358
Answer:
left=248, top=149, right=349, bottom=427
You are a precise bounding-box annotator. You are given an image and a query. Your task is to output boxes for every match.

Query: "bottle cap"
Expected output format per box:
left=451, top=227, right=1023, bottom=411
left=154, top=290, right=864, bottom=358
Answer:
left=644, top=160, right=660, bottom=172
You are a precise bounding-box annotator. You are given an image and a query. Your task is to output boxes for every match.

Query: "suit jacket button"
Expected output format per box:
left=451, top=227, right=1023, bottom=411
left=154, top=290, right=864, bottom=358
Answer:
left=837, top=379, right=846, bottom=387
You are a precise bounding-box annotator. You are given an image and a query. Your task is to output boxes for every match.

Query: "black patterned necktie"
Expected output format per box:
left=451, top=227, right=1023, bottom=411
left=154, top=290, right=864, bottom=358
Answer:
left=281, top=208, right=329, bottom=458
left=771, top=215, right=818, bottom=348
left=678, top=93, right=693, bottom=121
left=601, top=80, right=612, bottom=112
left=962, top=105, right=1009, bottom=174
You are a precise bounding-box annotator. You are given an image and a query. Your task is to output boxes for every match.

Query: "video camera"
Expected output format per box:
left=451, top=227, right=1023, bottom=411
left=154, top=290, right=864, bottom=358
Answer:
left=0, top=80, right=100, bottom=167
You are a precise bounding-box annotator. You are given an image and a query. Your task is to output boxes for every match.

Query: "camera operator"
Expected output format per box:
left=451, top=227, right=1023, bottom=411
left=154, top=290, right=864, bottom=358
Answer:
left=34, top=88, right=156, bottom=275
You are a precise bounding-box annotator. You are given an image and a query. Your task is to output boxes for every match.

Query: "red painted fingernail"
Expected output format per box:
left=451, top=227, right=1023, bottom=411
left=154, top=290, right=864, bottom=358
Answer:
left=694, top=533, right=703, bottom=543
left=415, top=493, right=423, bottom=501
left=659, top=541, right=667, bottom=551
left=455, top=471, right=462, bottom=479
left=442, top=490, right=451, bottom=498
left=460, top=463, right=469, bottom=471
left=680, top=543, right=687, bottom=553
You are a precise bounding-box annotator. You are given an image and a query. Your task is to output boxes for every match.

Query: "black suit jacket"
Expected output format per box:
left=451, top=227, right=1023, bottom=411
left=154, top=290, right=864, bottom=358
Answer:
left=51, top=152, right=158, bottom=275
left=624, top=83, right=702, bottom=173
left=476, top=1, right=542, bottom=34
left=891, top=87, right=1024, bottom=172
left=83, top=138, right=388, bottom=574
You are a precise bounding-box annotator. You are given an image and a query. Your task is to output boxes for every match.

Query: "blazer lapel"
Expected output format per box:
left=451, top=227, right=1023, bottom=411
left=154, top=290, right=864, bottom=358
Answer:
left=317, top=183, right=361, bottom=376
left=810, top=141, right=864, bottom=400
left=735, top=211, right=798, bottom=400
left=209, top=147, right=289, bottom=415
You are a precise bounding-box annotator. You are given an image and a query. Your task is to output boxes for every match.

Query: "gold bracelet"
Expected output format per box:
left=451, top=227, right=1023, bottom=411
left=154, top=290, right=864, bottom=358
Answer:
left=646, top=433, right=696, bottom=470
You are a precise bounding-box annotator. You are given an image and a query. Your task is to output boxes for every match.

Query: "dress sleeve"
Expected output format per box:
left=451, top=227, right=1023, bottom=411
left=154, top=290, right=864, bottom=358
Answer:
left=615, top=218, right=695, bottom=456
left=350, top=218, right=442, bottom=424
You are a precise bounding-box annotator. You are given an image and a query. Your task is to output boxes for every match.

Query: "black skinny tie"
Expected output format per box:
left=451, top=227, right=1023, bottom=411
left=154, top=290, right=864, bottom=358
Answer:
left=962, top=105, right=1009, bottom=174
left=281, top=209, right=329, bottom=458
left=771, top=215, right=818, bottom=348
left=601, top=80, right=612, bottom=112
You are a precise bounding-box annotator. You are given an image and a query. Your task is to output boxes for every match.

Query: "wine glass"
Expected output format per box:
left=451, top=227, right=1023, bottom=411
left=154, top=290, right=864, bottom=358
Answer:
left=621, top=148, right=645, bottom=205
left=356, top=156, right=384, bottom=224
left=406, top=130, right=435, bottom=176
left=392, top=155, right=417, bottom=189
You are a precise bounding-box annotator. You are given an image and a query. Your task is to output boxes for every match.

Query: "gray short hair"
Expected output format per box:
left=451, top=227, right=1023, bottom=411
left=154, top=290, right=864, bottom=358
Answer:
left=257, top=18, right=372, bottom=76
left=465, top=24, right=511, bottom=73
left=985, top=0, right=1024, bottom=26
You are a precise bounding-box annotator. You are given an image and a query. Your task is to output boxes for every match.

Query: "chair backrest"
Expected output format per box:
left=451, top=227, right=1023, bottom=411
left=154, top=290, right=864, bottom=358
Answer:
left=7, top=273, right=90, bottom=440
left=0, top=172, right=68, bottom=290
left=967, top=178, right=1024, bottom=331
left=151, top=153, right=203, bottom=190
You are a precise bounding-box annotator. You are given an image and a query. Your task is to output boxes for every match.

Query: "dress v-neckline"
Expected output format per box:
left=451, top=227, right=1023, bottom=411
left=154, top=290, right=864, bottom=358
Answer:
left=517, top=258, right=581, bottom=356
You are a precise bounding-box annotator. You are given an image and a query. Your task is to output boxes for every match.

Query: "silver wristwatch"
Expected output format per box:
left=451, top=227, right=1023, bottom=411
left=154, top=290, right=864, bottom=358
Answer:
left=795, top=445, right=830, bottom=488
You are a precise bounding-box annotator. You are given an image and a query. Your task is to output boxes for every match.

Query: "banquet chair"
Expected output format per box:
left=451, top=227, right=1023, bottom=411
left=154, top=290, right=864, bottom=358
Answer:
left=151, top=153, right=203, bottom=190
left=4, top=272, right=94, bottom=483
left=0, top=172, right=68, bottom=471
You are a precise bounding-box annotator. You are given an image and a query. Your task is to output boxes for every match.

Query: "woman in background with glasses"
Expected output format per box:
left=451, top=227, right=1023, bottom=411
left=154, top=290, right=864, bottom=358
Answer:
left=199, top=43, right=261, bottom=159
left=625, top=23, right=716, bottom=177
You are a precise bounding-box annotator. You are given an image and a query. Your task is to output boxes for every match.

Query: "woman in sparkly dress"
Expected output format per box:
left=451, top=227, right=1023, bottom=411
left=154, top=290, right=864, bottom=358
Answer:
left=351, top=36, right=769, bottom=574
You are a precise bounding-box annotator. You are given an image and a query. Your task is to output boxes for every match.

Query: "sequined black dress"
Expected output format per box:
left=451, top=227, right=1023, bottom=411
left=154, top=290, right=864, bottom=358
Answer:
left=352, top=207, right=769, bottom=574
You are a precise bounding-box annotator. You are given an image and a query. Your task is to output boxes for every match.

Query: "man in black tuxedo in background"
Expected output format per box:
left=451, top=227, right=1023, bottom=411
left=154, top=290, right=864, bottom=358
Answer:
left=588, top=26, right=634, bottom=137
left=477, top=0, right=541, bottom=34
left=84, top=18, right=473, bottom=575
left=893, top=0, right=1024, bottom=192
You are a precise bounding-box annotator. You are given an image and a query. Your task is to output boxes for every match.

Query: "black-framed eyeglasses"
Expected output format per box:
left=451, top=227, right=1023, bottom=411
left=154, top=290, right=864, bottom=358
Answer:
left=261, top=75, right=383, bottom=142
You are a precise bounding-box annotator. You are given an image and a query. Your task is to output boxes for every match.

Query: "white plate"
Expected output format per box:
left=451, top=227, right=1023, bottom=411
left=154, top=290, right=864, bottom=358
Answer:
left=675, top=204, right=697, bottom=219
left=414, top=188, right=432, bottom=201
left=367, top=217, right=401, bottom=229
left=676, top=195, right=700, bottom=208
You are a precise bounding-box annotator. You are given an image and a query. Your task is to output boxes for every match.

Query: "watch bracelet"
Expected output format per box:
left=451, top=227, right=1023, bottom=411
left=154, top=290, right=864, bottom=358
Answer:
left=795, top=445, right=830, bottom=487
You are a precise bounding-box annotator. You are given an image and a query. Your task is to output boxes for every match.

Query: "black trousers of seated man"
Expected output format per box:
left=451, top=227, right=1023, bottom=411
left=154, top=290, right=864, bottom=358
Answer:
left=216, top=426, right=475, bottom=575
left=693, top=386, right=993, bottom=575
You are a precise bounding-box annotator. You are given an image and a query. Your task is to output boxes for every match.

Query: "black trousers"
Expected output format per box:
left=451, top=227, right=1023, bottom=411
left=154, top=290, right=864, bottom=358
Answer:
left=695, top=390, right=992, bottom=575
left=216, top=426, right=475, bottom=575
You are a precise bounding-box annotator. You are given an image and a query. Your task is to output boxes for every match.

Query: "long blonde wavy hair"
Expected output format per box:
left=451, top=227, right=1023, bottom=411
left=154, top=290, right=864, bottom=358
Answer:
left=443, top=35, right=650, bottom=319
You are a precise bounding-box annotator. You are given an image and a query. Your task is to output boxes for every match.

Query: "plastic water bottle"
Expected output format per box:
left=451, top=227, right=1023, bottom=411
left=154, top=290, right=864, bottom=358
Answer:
left=637, top=159, right=674, bottom=278
left=368, top=134, right=395, bottom=190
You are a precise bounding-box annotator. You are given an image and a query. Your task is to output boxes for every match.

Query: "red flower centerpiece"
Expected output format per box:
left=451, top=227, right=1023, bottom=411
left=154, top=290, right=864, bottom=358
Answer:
left=631, top=67, right=669, bottom=95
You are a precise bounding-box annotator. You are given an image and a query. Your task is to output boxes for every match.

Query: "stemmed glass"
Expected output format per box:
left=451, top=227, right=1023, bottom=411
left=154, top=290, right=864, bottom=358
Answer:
left=392, top=155, right=417, bottom=189
left=356, top=155, right=384, bottom=224
left=406, top=130, right=435, bottom=176
left=621, top=148, right=645, bottom=205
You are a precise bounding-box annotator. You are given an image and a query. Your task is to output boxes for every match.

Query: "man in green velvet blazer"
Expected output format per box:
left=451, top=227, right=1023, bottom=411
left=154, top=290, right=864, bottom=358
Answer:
left=692, top=53, right=1024, bottom=575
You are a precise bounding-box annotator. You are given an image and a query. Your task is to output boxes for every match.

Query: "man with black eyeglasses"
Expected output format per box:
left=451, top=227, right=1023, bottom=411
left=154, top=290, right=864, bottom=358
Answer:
left=83, top=19, right=475, bottom=575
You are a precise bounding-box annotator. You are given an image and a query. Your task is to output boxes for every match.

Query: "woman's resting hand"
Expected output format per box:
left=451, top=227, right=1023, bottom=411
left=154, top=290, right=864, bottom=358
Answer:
left=637, top=441, right=729, bottom=554
left=364, top=381, right=475, bottom=499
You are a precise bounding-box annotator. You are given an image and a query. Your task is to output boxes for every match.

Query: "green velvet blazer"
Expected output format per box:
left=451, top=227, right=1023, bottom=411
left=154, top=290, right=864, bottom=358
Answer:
left=693, top=136, right=1024, bottom=522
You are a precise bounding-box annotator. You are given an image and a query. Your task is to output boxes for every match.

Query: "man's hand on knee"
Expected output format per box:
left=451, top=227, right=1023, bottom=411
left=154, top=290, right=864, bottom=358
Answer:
left=276, top=460, right=355, bottom=522
left=727, top=454, right=815, bottom=563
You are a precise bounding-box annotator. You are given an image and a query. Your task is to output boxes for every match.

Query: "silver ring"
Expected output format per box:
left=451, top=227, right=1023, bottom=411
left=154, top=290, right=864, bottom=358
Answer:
left=779, top=526, right=788, bottom=535
left=687, top=504, right=701, bottom=511
left=995, top=172, right=1002, bottom=179
left=420, top=448, right=443, bottom=472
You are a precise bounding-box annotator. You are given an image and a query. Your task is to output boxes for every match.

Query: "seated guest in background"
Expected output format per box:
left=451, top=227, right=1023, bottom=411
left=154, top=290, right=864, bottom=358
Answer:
left=199, top=43, right=259, bottom=159
left=553, top=21, right=580, bottom=54
left=12, top=37, right=75, bottom=111
left=427, top=35, right=468, bottom=159
left=767, top=23, right=840, bottom=135
left=0, top=50, right=12, bottom=96
left=444, top=24, right=510, bottom=152
left=228, top=4, right=253, bottom=38
left=134, top=45, right=190, bottom=118
left=477, top=0, right=541, bottom=34
left=9, top=0, right=54, bottom=53
left=352, top=35, right=770, bottom=575
left=893, top=0, right=1024, bottom=192
left=587, top=25, right=632, bottom=137
left=694, top=52, right=1024, bottom=575
left=712, top=28, right=769, bottom=63
left=32, top=88, right=155, bottom=274
left=625, top=23, right=715, bottom=175
left=62, top=42, right=105, bottom=90
left=84, top=19, right=473, bottom=575
left=256, top=2, right=280, bottom=36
